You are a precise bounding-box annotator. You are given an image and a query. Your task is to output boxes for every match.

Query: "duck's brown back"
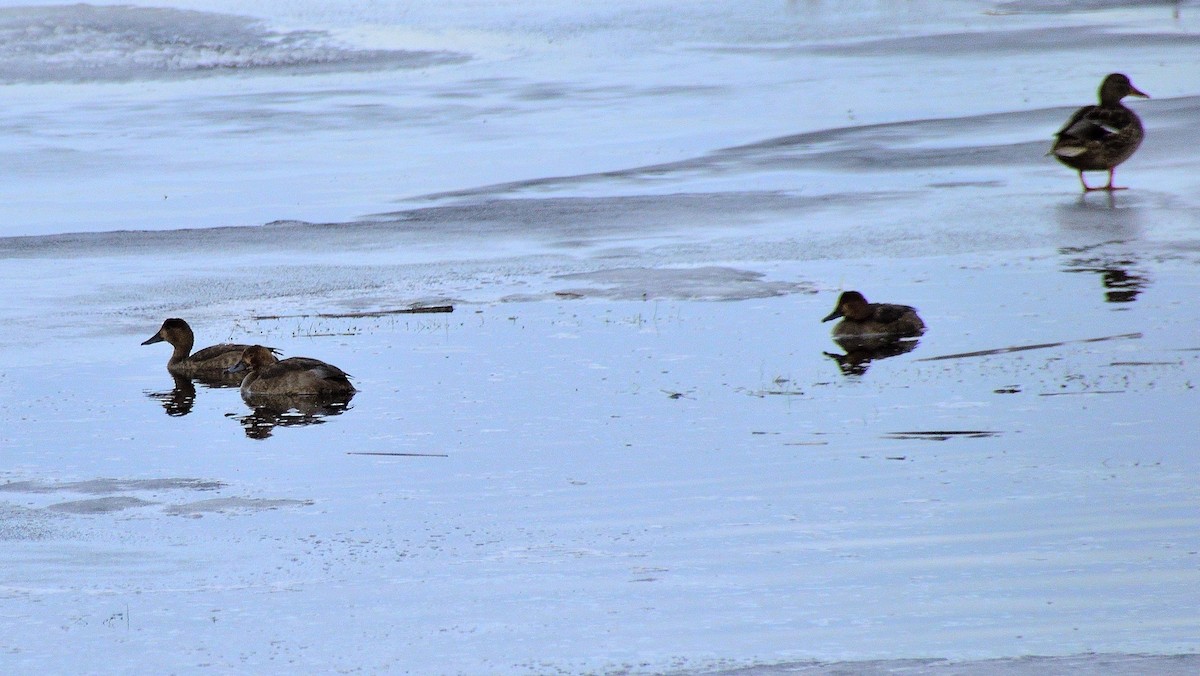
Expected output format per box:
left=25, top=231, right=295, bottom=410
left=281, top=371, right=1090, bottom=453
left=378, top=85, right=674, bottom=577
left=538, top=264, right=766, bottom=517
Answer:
left=171, top=343, right=255, bottom=377
left=243, top=357, right=355, bottom=396
left=832, top=303, right=924, bottom=339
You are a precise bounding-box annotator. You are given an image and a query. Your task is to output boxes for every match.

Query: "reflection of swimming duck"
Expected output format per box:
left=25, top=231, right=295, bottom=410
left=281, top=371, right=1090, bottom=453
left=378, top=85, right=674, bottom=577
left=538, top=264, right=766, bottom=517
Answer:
left=821, top=291, right=925, bottom=340
left=227, top=345, right=356, bottom=398
left=1051, top=73, right=1148, bottom=192
left=825, top=339, right=920, bottom=376
left=145, top=373, right=198, bottom=416
left=142, top=318, right=255, bottom=380
left=235, top=395, right=354, bottom=440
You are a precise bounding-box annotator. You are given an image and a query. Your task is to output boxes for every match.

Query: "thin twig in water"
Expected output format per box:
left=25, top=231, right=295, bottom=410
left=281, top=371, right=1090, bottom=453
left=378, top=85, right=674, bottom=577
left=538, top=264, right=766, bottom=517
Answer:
left=347, top=452, right=449, bottom=457
left=915, top=332, right=1141, bottom=362
left=254, top=306, right=454, bottom=320
left=885, top=430, right=1000, bottom=440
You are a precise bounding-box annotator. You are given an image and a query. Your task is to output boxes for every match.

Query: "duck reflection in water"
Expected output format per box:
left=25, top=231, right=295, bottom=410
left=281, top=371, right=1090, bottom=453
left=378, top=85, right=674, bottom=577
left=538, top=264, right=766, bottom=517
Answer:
left=145, top=373, right=199, bottom=416
left=1060, top=247, right=1150, bottom=304
left=144, top=369, right=251, bottom=417
left=821, top=290, right=925, bottom=375
left=824, top=338, right=921, bottom=376
left=226, top=345, right=357, bottom=439
left=232, top=395, right=354, bottom=440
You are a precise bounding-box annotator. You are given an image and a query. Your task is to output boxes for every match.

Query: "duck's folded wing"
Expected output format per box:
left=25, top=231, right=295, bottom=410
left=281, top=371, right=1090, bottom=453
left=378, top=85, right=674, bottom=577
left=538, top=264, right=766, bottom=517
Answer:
left=1058, top=106, right=1133, bottom=142
left=309, top=364, right=353, bottom=380
left=188, top=343, right=249, bottom=363
left=1056, top=105, right=1094, bottom=137
left=280, top=358, right=353, bottom=381
left=873, top=304, right=917, bottom=324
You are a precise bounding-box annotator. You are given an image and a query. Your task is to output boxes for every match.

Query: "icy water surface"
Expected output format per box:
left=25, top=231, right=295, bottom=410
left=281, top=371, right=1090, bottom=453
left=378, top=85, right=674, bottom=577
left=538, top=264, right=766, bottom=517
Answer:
left=5, top=245, right=1199, bottom=673
left=2, top=0, right=1200, bottom=673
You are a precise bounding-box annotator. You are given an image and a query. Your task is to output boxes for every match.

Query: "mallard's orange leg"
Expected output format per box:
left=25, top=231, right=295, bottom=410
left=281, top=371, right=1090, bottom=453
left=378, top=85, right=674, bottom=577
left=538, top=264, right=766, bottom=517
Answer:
left=1078, top=172, right=1094, bottom=192
left=1102, top=168, right=1128, bottom=191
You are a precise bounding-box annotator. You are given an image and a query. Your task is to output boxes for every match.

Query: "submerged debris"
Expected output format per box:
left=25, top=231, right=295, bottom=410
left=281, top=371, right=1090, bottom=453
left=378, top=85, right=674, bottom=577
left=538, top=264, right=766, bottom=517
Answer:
left=884, top=430, right=1001, bottom=441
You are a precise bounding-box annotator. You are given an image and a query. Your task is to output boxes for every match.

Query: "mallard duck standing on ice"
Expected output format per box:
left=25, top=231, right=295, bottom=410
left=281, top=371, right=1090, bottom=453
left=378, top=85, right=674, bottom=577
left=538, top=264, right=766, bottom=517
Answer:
left=1051, top=73, right=1148, bottom=192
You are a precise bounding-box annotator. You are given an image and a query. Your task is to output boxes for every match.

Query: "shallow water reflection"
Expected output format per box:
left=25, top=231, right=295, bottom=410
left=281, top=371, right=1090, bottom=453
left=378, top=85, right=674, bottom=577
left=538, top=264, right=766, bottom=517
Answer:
left=823, top=336, right=920, bottom=375
left=144, top=373, right=240, bottom=416
left=145, top=374, right=196, bottom=416
left=1060, top=245, right=1151, bottom=303
left=231, top=393, right=355, bottom=439
left=1055, top=193, right=1143, bottom=239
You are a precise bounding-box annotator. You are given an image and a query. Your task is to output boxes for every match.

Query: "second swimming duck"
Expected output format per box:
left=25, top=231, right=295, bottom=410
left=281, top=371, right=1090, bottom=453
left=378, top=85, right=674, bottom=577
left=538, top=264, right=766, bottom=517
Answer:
left=226, top=345, right=356, bottom=398
left=1051, top=73, right=1148, bottom=192
left=821, top=291, right=925, bottom=340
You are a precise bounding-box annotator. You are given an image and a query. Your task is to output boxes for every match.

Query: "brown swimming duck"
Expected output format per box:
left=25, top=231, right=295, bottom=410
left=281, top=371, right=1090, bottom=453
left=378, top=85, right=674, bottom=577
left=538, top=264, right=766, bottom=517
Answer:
left=226, top=345, right=356, bottom=398
left=1051, top=73, right=1148, bottom=192
left=142, top=318, right=255, bottom=379
left=822, top=291, right=925, bottom=340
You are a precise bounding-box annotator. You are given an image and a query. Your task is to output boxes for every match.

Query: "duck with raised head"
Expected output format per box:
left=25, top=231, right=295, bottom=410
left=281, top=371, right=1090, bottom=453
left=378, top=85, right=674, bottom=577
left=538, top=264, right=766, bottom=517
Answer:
left=1051, top=73, right=1148, bottom=192
left=142, top=318, right=255, bottom=379
left=226, top=345, right=356, bottom=398
left=822, top=291, right=925, bottom=340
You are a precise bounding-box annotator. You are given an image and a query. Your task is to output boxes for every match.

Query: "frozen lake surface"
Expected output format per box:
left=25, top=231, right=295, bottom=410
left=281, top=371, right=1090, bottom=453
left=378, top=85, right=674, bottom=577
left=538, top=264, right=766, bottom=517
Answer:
left=2, top=1, right=1199, bottom=673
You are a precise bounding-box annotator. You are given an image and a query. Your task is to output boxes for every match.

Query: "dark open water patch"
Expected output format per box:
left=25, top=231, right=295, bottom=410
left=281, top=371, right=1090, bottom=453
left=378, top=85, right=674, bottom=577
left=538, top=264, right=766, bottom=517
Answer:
left=401, top=95, right=1199, bottom=205
left=163, top=497, right=313, bottom=517
left=0, top=4, right=468, bottom=83
left=695, top=652, right=1200, bottom=675
left=45, top=496, right=156, bottom=514
left=551, top=267, right=815, bottom=301
left=0, top=478, right=225, bottom=494
left=804, top=25, right=1200, bottom=56
left=0, top=192, right=850, bottom=258
left=993, top=0, right=1190, bottom=15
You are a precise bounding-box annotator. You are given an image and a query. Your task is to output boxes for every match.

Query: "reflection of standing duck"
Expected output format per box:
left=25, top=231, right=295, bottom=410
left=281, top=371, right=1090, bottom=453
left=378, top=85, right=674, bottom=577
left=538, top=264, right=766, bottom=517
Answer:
left=1059, top=246, right=1150, bottom=304
left=142, top=318, right=254, bottom=382
left=1051, top=73, right=1148, bottom=192
left=226, top=345, right=356, bottom=398
left=821, top=291, right=925, bottom=341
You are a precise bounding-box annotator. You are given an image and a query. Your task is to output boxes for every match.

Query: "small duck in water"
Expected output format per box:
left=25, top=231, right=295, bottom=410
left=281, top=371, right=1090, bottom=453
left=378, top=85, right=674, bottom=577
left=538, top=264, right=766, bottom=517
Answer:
left=226, top=345, right=356, bottom=398
left=1051, top=73, right=1148, bottom=192
left=142, top=318, right=255, bottom=381
left=821, top=291, right=925, bottom=340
